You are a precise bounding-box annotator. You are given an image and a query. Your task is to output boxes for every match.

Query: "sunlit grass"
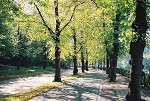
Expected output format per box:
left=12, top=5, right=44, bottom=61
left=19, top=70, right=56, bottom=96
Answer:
left=0, top=71, right=88, bottom=101
left=0, top=82, right=63, bottom=101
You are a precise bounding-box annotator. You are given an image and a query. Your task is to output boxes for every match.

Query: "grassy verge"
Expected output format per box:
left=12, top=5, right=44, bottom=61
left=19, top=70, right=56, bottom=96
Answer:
left=0, top=65, right=55, bottom=79
left=0, top=72, right=89, bottom=101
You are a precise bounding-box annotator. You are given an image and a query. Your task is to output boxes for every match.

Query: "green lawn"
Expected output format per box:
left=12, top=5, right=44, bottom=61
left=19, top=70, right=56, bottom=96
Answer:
left=0, top=64, right=55, bottom=79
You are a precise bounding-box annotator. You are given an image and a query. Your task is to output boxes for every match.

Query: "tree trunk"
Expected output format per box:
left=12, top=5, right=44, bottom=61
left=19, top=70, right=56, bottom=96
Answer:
left=108, top=56, right=113, bottom=78
left=72, top=28, right=78, bottom=75
left=54, top=41, right=61, bottom=82
left=98, top=60, right=100, bottom=69
left=103, top=58, right=105, bottom=70
left=54, top=0, right=61, bottom=82
left=106, top=51, right=110, bottom=74
left=85, top=59, right=88, bottom=71
left=109, top=12, right=121, bottom=82
left=92, top=61, right=94, bottom=68
left=100, top=60, right=102, bottom=70
left=81, top=48, right=85, bottom=73
left=126, top=0, right=148, bottom=101
left=85, top=50, right=89, bottom=71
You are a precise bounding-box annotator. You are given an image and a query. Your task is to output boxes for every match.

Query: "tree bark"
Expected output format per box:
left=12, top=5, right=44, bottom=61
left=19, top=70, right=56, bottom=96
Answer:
left=81, top=47, right=85, bottom=73
left=54, top=0, right=61, bottom=82
left=98, top=60, right=100, bottom=69
left=85, top=49, right=89, bottom=71
left=108, top=56, right=113, bottom=78
left=126, top=0, right=148, bottom=101
left=54, top=40, right=61, bottom=82
left=103, top=58, right=105, bottom=70
left=72, top=28, right=78, bottom=75
left=100, top=59, right=102, bottom=70
left=106, top=51, right=110, bottom=74
left=109, top=12, right=121, bottom=82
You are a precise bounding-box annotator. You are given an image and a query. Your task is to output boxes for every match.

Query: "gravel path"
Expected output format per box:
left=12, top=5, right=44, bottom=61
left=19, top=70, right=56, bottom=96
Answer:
left=0, top=68, right=150, bottom=101
left=29, top=69, right=150, bottom=101
left=0, top=68, right=78, bottom=96
left=29, top=69, right=102, bottom=101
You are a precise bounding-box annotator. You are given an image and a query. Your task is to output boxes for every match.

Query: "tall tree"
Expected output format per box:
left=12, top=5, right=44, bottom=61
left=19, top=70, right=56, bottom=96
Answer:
left=109, top=0, right=134, bottom=82
left=34, top=0, right=84, bottom=82
left=126, top=0, right=148, bottom=101
left=109, top=11, right=121, bottom=82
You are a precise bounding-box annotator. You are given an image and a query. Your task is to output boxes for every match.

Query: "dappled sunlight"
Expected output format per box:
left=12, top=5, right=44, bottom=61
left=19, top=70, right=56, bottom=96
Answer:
left=29, top=70, right=102, bottom=101
left=0, top=70, right=71, bottom=96
left=1, top=69, right=150, bottom=101
left=27, top=70, right=35, bottom=72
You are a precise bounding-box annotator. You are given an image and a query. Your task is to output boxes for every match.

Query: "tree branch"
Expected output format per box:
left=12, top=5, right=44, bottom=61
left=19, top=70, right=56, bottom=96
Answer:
left=34, top=3, right=55, bottom=37
left=90, top=0, right=100, bottom=8
left=77, top=46, right=82, bottom=54
left=59, top=2, right=85, bottom=33
left=119, top=13, right=130, bottom=21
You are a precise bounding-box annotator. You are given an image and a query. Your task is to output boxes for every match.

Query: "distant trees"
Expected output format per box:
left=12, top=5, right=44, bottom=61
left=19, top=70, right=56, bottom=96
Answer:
left=0, top=0, right=21, bottom=67
left=0, top=1, right=20, bottom=61
left=0, top=0, right=52, bottom=69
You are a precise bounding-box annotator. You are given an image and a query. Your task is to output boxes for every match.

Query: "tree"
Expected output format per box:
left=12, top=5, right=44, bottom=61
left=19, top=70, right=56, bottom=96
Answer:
left=34, top=0, right=84, bottom=82
left=109, top=10, right=121, bottom=82
left=126, top=0, right=148, bottom=101
left=108, top=0, right=134, bottom=82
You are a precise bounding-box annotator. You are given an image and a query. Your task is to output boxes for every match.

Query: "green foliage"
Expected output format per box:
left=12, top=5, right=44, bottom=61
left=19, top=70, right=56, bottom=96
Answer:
left=0, top=0, right=21, bottom=59
left=0, top=0, right=141, bottom=70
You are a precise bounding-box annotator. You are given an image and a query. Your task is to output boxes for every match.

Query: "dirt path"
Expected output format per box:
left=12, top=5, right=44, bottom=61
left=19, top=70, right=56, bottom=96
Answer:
left=0, top=68, right=150, bottom=101
left=29, top=69, right=102, bottom=101
left=29, top=69, right=150, bottom=101
left=0, top=68, right=78, bottom=96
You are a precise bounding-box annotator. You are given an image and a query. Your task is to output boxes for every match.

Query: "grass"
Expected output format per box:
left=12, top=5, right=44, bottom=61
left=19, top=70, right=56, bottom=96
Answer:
left=0, top=72, right=88, bottom=101
left=0, top=64, right=55, bottom=79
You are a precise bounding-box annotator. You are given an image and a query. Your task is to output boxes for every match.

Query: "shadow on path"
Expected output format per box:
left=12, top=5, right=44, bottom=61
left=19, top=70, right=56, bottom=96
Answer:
left=29, top=70, right=102, bottom=101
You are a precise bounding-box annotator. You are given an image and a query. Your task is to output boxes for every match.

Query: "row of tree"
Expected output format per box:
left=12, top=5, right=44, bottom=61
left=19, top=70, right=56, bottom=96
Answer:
left=0, top=0, right=149, bottom=100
